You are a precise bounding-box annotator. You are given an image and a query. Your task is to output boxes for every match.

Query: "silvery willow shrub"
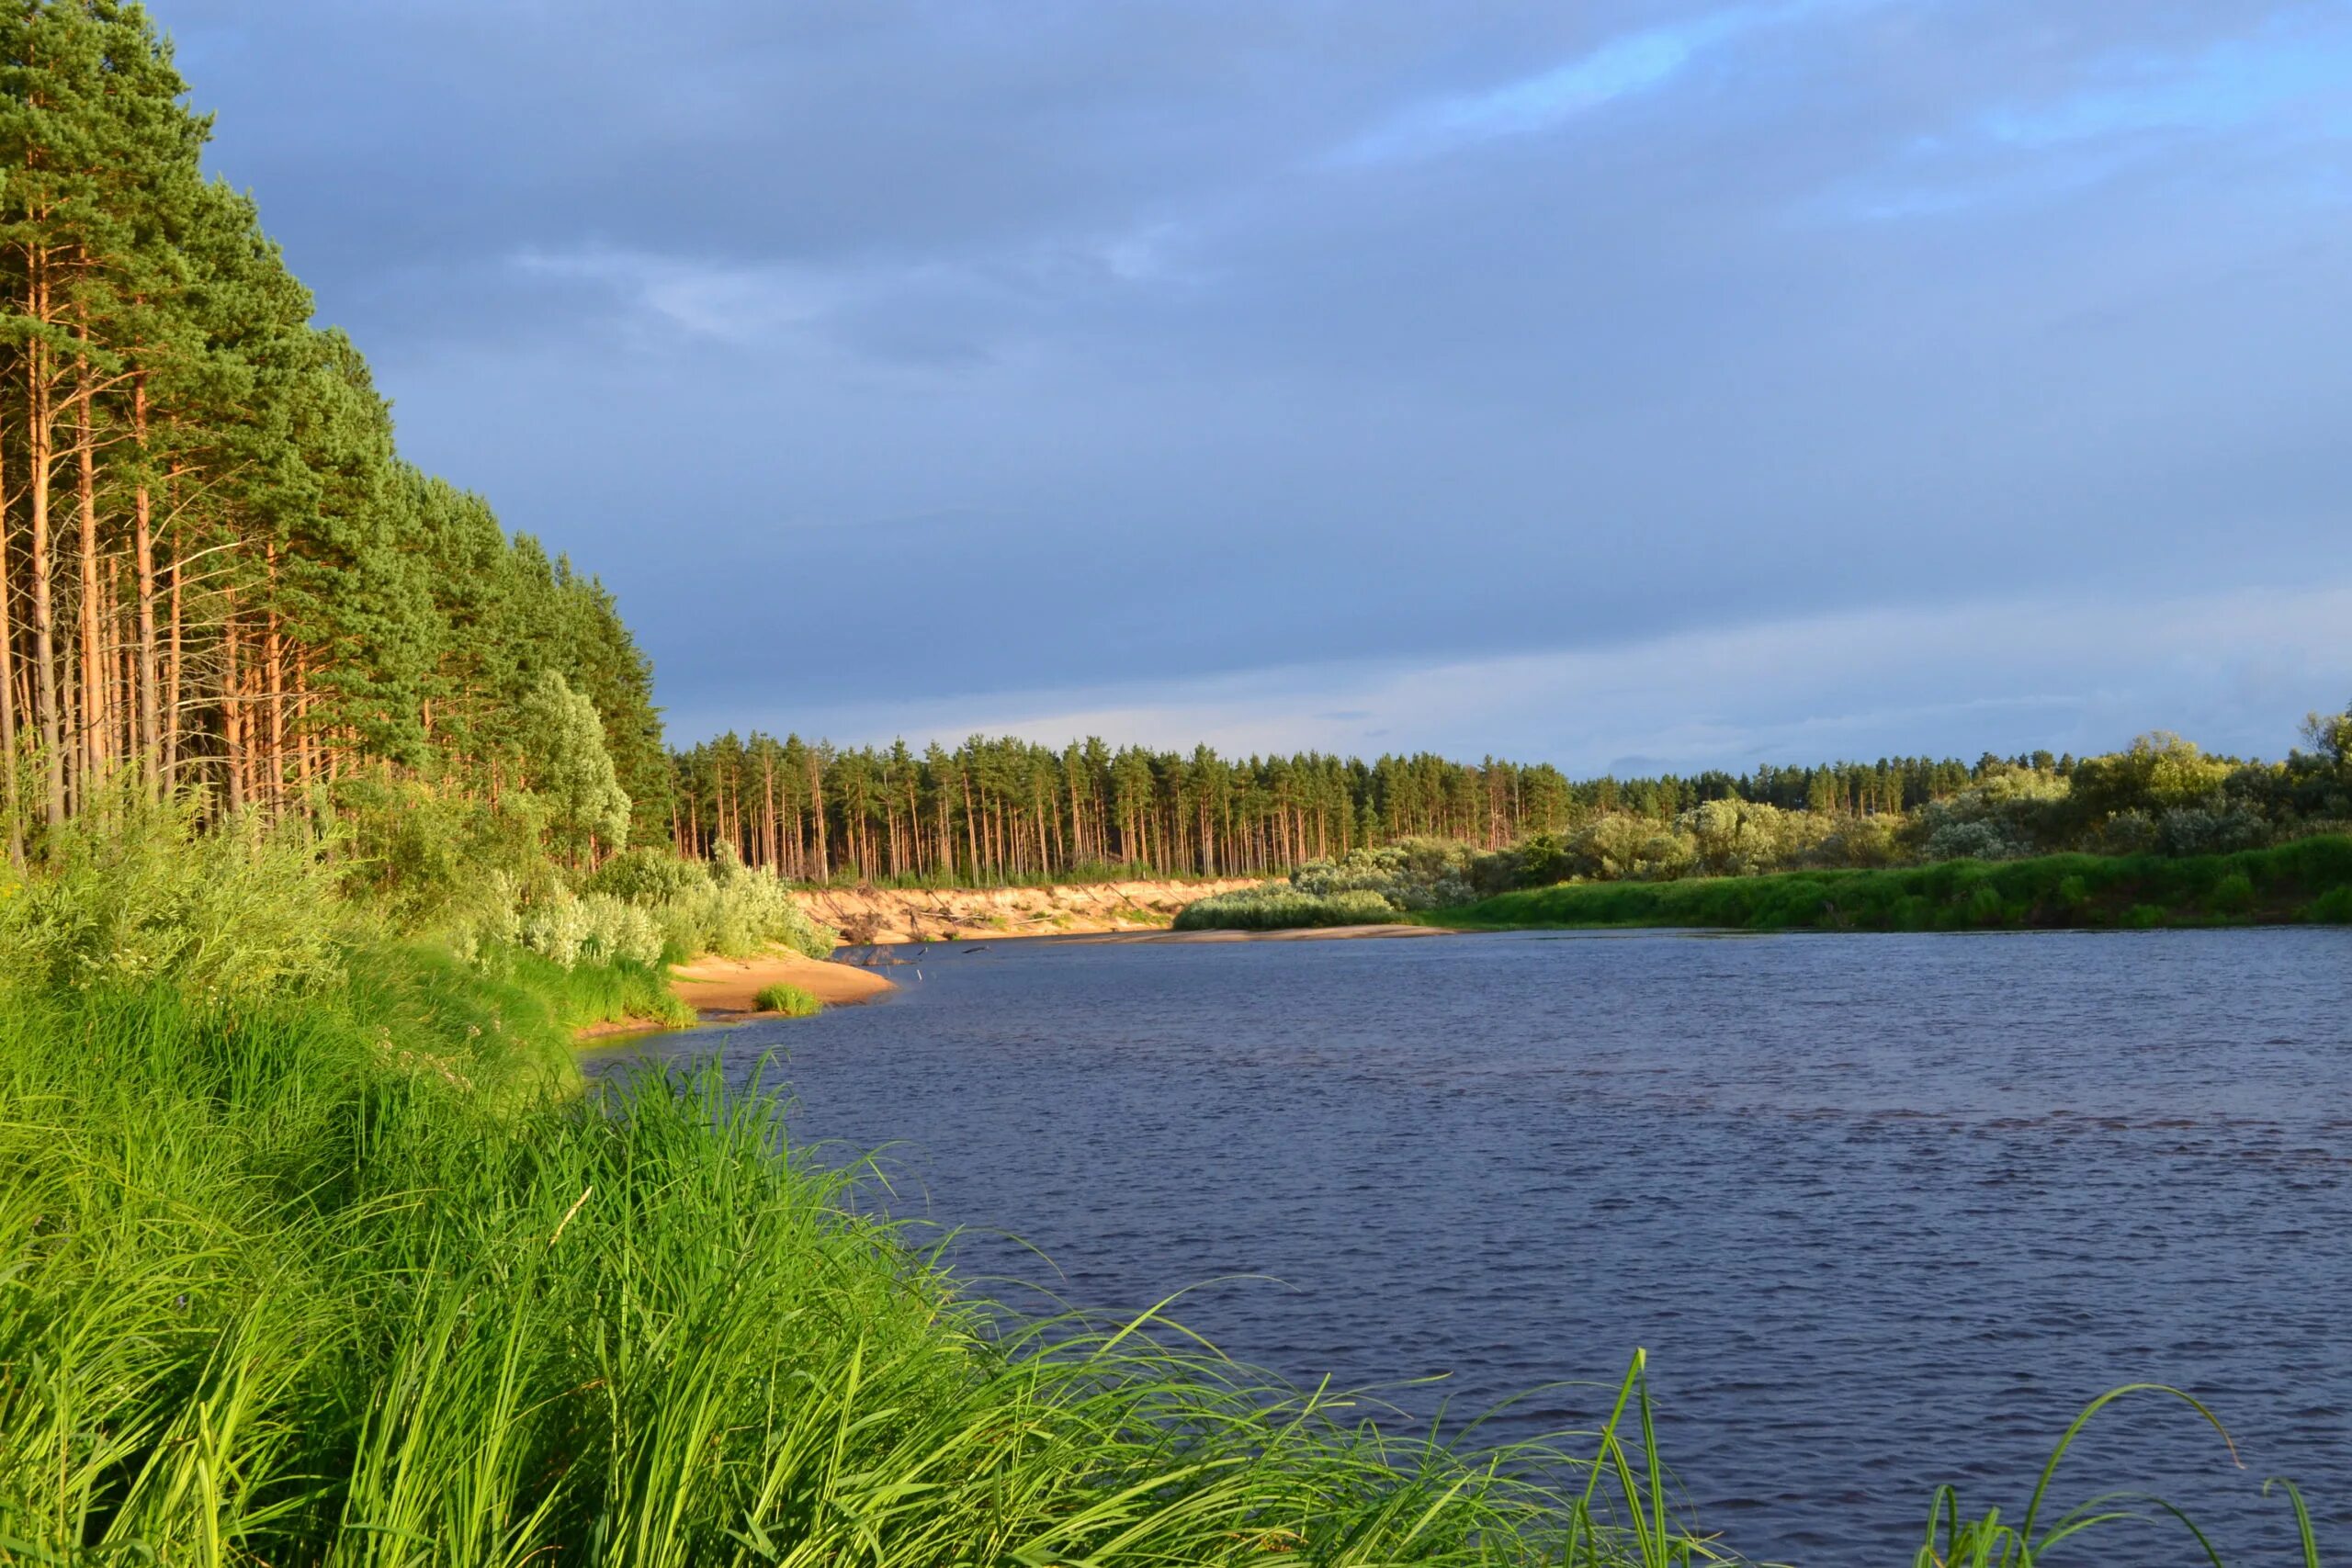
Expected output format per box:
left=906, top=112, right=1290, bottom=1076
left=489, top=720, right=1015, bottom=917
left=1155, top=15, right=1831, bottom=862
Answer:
left=1911, top=766, right=2072, bottom=859
left=1675, top=798, right=1843, bottom=877
left=570, top=841, right=837, bottom=961
left=585, top=845, right=714, bottom=905
left=1173, top=885, right=1399, bottom=931
left=1924, top=818, right=2026, bottom=863
left=2155, top=800, right=2268, bottom=857
left=1291, top=838, right=1480, bottom=910
left=514, top=891, right=663, bottom=969
left=654, top=841, right=838, bottom=959
left=1570, top=814, right=1700, bottom=881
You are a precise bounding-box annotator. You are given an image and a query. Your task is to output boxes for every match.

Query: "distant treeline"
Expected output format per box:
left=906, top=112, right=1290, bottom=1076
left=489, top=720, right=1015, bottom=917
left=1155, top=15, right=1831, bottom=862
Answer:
left=662, top=734, right=2214, bottom=885
left=0, top=3, right=667, bottom=863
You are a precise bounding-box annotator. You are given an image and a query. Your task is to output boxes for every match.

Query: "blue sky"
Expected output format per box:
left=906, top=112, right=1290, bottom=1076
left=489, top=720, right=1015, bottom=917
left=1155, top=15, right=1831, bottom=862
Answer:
left=169, top=0, right=2352, bottom=770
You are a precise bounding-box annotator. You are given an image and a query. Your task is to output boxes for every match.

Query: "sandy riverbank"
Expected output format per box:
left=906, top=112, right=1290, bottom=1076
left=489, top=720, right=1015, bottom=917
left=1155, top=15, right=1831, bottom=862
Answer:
left=794, top=877, right=1264, bottom=943
left=668, top=949, right=897, bottom=1020
left=579, top=917, right=1442, bottom=1041
left=573, top=949, right=895, bottom=1041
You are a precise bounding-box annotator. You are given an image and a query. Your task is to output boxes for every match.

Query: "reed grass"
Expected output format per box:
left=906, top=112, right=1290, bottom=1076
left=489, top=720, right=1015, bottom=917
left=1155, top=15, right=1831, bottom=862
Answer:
left=751, top=980, right=823, bottom=1017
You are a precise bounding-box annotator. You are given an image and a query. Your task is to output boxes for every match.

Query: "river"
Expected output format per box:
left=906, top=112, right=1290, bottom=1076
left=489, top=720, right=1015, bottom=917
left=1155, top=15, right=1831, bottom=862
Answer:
left=584, top=926, right=2350, bottom=1564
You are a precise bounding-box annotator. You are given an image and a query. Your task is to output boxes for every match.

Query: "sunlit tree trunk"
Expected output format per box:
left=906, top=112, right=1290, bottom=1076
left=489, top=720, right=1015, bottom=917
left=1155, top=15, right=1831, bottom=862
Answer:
left=27, top=319, right=63, bottom=829
left=0, top=385, right=20, bottom=866
left=130, top=377, right=159, bottom=795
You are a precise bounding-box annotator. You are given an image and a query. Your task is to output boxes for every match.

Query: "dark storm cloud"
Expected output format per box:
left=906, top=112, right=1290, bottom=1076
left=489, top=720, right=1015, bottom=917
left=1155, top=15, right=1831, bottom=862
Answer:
left=163, top=0, right=2352, bottom=764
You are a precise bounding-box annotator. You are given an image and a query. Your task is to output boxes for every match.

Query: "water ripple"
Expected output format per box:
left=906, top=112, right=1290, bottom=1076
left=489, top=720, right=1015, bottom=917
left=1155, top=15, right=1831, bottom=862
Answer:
left=587, top=925, right=2352, bottom=1566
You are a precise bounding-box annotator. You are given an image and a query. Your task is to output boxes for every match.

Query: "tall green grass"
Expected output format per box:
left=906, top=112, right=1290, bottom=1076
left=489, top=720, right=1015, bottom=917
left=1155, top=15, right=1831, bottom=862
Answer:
left=0, top=953, right=1720, bottom=1566
left=1435, top=835, right=2352, bottom=933
left=751, top=980, right=823, bottom=1017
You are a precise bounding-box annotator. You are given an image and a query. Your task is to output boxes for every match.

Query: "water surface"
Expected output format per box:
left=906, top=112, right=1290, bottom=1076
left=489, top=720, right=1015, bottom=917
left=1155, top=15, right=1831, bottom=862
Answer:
left=587, top=927, right=2351, bottom=1564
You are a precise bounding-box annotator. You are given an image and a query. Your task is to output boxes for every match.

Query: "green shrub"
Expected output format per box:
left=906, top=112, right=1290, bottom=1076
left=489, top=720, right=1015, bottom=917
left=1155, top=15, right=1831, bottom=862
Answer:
left=1438, top=836, right=2352, bottom=934
left=2306, top=885, right=2352, bottom=923
left=0, top=795, right=345, bottom=1006
left=586, top=844, right=714, bottom=904
left=752, top=982, right=823, bottom=1017
left=1172, top=885, right=1398, bottom=931
left=332, top=776, right=560, bottom=924
left=1291, top=838, right=1479, bottom=910
left=2208, top=872, right=2256, bottom=915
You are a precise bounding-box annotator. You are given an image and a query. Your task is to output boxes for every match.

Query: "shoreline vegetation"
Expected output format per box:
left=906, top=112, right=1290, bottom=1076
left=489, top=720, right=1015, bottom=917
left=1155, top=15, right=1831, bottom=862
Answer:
left=1432, top=835, right=2352, bottom=934
left=1170, top=728, right=2352, bottom=934
left=1179, top=834, right=2352, bottom=935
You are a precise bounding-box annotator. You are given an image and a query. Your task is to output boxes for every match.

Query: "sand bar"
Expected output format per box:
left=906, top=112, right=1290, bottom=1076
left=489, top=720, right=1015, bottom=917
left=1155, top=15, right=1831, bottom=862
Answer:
left=667, top=948, right=897, bottom=1019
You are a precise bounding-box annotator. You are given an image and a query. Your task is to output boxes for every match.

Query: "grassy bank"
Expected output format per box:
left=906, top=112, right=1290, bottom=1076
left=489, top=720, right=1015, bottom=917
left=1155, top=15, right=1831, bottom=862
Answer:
left=1430, top=834, right=2352, bottom=933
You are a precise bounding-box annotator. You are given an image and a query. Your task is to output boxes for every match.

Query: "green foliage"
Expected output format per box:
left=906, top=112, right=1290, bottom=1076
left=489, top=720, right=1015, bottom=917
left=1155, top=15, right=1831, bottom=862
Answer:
left=752, top=981, right=823, bottom=1017
left=1173, top=886, right=1399, bottom=931
left=2071, top=733, right=2236, bottom=822
left=522, top=669, right=632, bottom=862
left=2209, top=873, right=2256, bottom=914
left=1435, top=836, right=2352, bottom=934
left=587, top=843, right=715, bottom=905
left=0, top=794, right=345, bottom=1004
left=2304, top=885, right=2352, bottom=923
left=1293, top=837, right=1484, bottom=909
left=332, top=773, right=560, bottom=924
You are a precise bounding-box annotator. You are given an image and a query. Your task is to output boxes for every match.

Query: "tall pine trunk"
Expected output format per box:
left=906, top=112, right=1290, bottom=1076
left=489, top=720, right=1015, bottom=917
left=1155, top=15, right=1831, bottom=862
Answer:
left=162, top=532, right=183, bottom=782
left=221, top=596, right=246, bottom=812
left=27, top=321, right=63, bottom=829
left=131, top=377, right=158, bottom=794
left=74, top=347, right=103, bottom=796
left=0, top=381, right=18, bottom=867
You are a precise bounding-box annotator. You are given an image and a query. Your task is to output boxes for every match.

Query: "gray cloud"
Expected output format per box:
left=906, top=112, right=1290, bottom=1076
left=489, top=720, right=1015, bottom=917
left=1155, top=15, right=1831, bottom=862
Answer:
left=166, top=0, right=2352, bottom=761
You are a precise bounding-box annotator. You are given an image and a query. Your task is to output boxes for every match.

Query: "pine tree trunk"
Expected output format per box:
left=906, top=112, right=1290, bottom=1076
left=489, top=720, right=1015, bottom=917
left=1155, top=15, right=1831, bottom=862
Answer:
left=131, top=378, right=159, bottom=795
left=75, top=350, right=104, bottom=796
left=263, top=598, right=285, bottom=815
left=222, top=600, right=246, bottom=812
left=162, top=536, right=183, bottom=782
left=0, top=382, right=20, bottom=866
left=27, top=323, right=63, bottom=829
left=808, top=753, right=828, bottom=881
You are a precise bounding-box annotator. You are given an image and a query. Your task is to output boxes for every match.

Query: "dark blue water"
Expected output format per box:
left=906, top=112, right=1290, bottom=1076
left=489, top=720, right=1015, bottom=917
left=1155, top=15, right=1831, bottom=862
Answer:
left=584, top=928, right=2352, bottom=1564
